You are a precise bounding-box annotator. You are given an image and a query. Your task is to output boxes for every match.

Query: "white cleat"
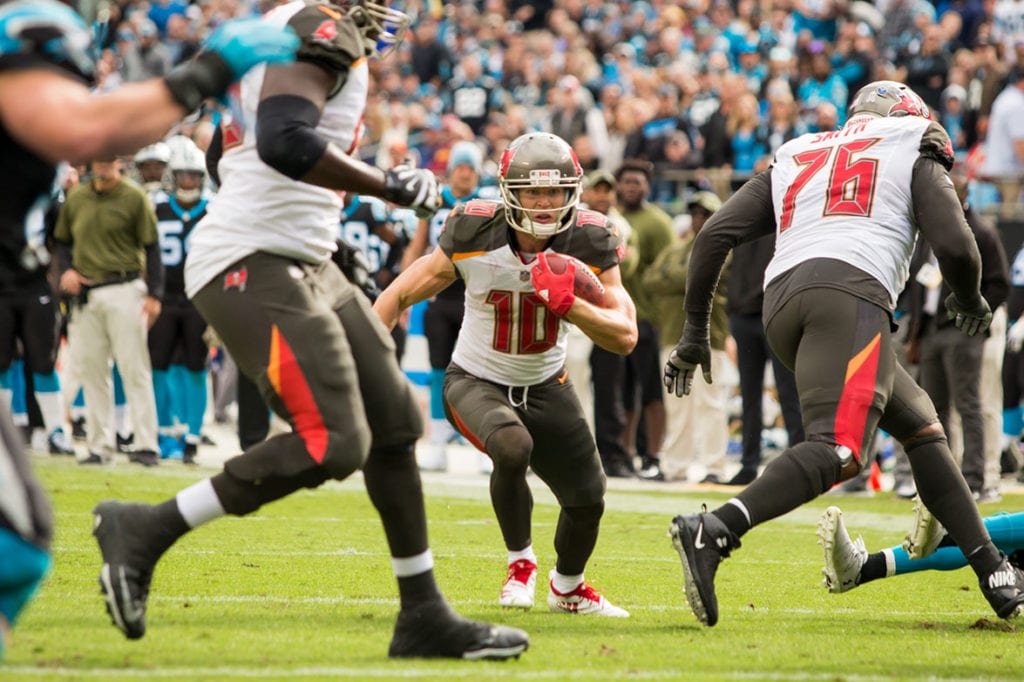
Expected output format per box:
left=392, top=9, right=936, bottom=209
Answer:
left=903, top=496, right=945, bottom=560
left=547, top=577, right=629, bottom=617
left=499, top=559, right=537, bottom=609
left=817, top=506, right=868, bottom=594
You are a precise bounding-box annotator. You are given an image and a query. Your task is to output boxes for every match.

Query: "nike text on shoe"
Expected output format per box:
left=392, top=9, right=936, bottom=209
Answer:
left=499, top=559, right=537, bottom=609
left=93, top=501, right=157, bottom=639
left=388, top=600, right=529, bottom=660
left=817, top=506, right=867, bottom=594
left=981, top=556, right=1024, bottom=620
left=669, top=509, right=739, bottom=627
left=546, top=579, right=629, bottom=617
left=902, top=496, right=945, bottom=560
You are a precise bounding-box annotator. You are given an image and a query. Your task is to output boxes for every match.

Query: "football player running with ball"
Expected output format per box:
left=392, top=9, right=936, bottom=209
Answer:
left=90, top=0, right=528, bottom=660
left=376, top=132, right=638, bottom=617
left=663, top=81, right=1024, bottom=627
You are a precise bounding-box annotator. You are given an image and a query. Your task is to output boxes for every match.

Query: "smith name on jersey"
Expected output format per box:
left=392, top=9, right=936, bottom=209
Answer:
left=185, top=0, right=367, bottom=298
left=439, top=199, right=622, bottom=387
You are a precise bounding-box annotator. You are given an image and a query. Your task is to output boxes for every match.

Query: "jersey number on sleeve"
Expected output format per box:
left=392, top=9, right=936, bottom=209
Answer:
left=779, top=138, right=881, bottom=231
left=486, top=290, right=558, bottom=354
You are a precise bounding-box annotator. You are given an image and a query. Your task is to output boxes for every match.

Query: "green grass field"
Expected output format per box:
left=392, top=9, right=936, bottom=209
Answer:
left=3, top=457, right=1024, bottom=681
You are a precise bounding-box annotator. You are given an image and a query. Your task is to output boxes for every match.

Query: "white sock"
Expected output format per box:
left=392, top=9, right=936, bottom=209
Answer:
left=176, top=479, right=225, bottom=528
left=550, top=569, right=583, bottom=594
left=392, top=550, right=433, bottom=578
left=114, top=404, right=128, bottom=438
left=882, top=548, right=896, bottom=577
left=508, top=545, right=537, bottom=565
left=35, top=390, right=65, bottom=434
left=429, top=418, right=450, bottom=445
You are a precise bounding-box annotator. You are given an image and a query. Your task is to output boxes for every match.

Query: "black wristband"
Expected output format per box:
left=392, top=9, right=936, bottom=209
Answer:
left=163, top=52, right=235, bottom=112
left=681, top=319, right=710, bottom=344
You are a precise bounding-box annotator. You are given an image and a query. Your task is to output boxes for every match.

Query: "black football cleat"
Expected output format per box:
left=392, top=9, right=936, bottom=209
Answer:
left=93, top=501, right=159, bottom=639
left=669, top=509, right=739, bottom=627
left=388, top=600, right=528, bottom=660
left=980, top=555, right=1024, bottom=619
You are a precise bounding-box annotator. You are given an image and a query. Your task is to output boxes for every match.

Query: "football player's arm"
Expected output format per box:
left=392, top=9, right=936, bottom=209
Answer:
left=256, top=62, right=436, bottom=210
left=912, top=158, right=982, bottom=308
left=0, top=18, right=296, bottom=165
left=374, top=248, right=457, bottom=331
left=401, top=216, right=431, bottom=271
left=565, top=265, right=638, bottom=355
left=684, top=169, right=776, bottom=332
left=0, top=70, right=190, bottom=165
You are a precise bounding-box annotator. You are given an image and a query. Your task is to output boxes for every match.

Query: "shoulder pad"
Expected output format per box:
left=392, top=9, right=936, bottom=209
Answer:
left=919, top=121, right=955, bottom=171
left=288, top=3, right=365, bottom=74
left=0, top=1, right=94, bottom=83
left=557, top=209, right=623, bottom=272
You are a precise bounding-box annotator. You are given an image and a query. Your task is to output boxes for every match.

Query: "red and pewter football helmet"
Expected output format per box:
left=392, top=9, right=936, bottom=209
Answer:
left=498, top=132, right=583, bottom=238
left=847, top=81, right=930, bottom=122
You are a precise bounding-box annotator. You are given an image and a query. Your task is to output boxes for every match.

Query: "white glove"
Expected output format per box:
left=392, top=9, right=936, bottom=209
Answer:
left=1008, top=316, right=1024, bottom=352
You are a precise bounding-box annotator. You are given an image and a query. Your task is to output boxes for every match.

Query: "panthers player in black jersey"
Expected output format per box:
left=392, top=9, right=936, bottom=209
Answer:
left=377, top=132, right=637, bottom=617
left=149, top=139, right=209, bottom=464
left=0, top=0, right=297, bottom=659
left=400, top=141, right=498, bottom=471
left=88, top=0, right=529, bottom=661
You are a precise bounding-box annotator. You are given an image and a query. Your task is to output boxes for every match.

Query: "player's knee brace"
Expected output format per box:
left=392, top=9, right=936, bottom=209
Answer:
left=486, top=426, right=533, bottom=473
left=0, top=530, right=51, bottom=627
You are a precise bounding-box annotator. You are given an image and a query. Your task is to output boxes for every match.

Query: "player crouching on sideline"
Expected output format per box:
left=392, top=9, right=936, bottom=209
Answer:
left=375, top=132, right=637, bottom=617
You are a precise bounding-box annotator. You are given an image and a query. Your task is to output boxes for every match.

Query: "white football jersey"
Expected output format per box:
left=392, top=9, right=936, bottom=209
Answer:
left=765, top=116, right=936, bottom=308
left=441, top=201, right=622, bottom=387
left=185, top=1, right=368, bottom=297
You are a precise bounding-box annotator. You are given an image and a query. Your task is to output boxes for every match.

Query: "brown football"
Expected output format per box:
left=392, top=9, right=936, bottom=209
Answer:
left=544, top=252, right=606, bottom=307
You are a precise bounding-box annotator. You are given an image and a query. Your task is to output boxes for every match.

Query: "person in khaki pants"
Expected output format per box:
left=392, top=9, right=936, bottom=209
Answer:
left=643, top=191, right=730, bottom=482
left=55, top=156, right=164, bottom=466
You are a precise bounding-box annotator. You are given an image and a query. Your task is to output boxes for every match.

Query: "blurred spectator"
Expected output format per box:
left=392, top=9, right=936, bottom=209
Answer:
left=135, top=19, right=173, bottom=79
left=808, top=101, right=840, bottom=133
left=981, top=64, right=1024, bottom=211
left=992, top=0, right=1024, bottom=63
left=904, top=23, right=952, bottom=111
left=728, top=92, right=767, bottom=174
left=147, top=0, right=188, bottom=36
left=757, top=83, right=808, bottom=156
left=164, top=14, right=200, bottom=66
left=792, top=0, right=844, bottom=43
left=410, top=17, right=451, bottom=87
left=700, top=72, right=746, bottom=169
left=797, top=41, right=848, bottom=127
left=543, top=75, right=609, bottom=166
left=615, top=159, right=673, bottom=477
left=940, top=83, right=970, bottom=152
left=444, top=52, right=506, bottom=136
left=643, top=191, right=731, bottom=483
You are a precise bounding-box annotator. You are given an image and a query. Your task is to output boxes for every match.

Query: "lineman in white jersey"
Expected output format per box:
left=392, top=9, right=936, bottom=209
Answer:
left=376, top=132, right=637, bottom=617
left=90, top=0, right=529, bottom=660
left=662, top=81, right=1024, bottom=628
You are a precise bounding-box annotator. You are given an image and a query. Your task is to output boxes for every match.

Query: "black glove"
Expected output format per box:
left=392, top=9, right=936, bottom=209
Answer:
left=944, top=292, right=992, bottom=337
left=663, top=321, right=713, bottom=397
left=383, top=166, right=440, bottom=218
left=333, top=240, right=381, bottom=302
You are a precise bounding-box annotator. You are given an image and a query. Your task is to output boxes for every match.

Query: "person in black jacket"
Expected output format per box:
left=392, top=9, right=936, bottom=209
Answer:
left=906, top=172, right=1009, bottom=499
left=725, top=233, right=804, bottom=485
